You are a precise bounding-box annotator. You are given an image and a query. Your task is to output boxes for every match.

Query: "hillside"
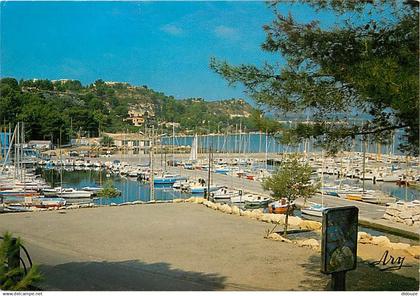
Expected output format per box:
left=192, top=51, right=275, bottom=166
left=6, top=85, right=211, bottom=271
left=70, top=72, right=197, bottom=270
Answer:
left=0, top=78, right=258, bottom=143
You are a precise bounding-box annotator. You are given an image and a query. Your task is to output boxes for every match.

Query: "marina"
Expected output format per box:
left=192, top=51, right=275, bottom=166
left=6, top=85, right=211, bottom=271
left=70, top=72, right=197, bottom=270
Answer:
left=1, top=143, right=418, bottom=240
left=0, top=0, right=419, bottom=291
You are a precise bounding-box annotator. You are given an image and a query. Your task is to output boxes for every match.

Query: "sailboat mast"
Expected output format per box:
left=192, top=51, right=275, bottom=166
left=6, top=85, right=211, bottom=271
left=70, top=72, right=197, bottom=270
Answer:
left=150, top=126, right=155, bottom=202
left=16, top=122, right=20, bottom=181
left=362, top=138, right=366, bottom=192
left=59, top=128, right=63, bottom=197
left=21, top=122, right=25, bottom=186
left=172, top=124, right=175, bottom=168
left=207, top=144, right=211, bottom=200
left=1, top=124, right=17, bottom=173
left=265, top=129, right=268, bottom=170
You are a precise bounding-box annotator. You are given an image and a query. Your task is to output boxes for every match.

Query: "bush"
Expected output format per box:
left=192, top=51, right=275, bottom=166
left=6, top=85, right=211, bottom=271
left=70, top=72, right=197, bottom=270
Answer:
left=0, top=232, right=43, bottom=290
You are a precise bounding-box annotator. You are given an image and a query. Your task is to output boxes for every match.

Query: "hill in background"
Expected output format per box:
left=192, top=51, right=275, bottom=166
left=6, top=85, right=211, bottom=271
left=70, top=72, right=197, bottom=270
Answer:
left=0, top=78, right=259, bottom=144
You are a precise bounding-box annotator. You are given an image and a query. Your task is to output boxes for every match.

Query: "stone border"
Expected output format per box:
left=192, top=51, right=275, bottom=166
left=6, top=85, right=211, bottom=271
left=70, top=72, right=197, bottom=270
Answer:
left=10, top=197, right=420, bottom=259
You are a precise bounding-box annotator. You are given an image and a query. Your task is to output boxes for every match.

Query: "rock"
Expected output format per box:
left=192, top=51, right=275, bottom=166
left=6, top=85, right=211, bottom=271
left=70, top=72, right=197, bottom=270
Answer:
left=239, top=209, right=246, bottom=216
left=259, top=214, right=272, bottom=223
left=388, top=242, right=411, bottom=251
left=267, top=233, right=282, bottom=240
left=267, top=233, right=292, bottom=243
left=412, top=214, right=420, bottom=222
left=371, top=236, right=391, bottom=246
left=220, top=204, right=232, bottom=214
left=404, top=218, right=414, bottom=226
left=252, top=209, right=264, bottom=214
left=231, top=205, right=240, bottom=215
left=299, top=220, right=322, bottom=231
left=399, top=211, right=413, bottom=219
left=406, top=246, right=420, bottom=259
left=269, top=214, right=285, bottom=224
left=357, top=231, right=372, bottom=240
left=413, top=220, right=420, bottom=227
left=66, top=205, right=80, bottom=210
left=58, top=206, right=66, bottom=210
left=286, top=216, right=302, bottom=228
left=110, top=203, right=117, bottom=206
left=132, top=200, right=143, bottom=205
left=203, top=200, right=212, bottom=207
left=383, top=213, right=394, bottom=220
left=242, top=210, right=252, bottom=217
left=297, top=239, right=320, bottom=249
left=357, top=232, right=372, bottom=244
left=193, top=198, right=206, bottom=204
left=250, top=211, right=263, bottom=220
left=385, top=208, right=400, bottom=217
left=173, top=199, right=184, bottom=203
left=394, top=216, right=405, bottom=223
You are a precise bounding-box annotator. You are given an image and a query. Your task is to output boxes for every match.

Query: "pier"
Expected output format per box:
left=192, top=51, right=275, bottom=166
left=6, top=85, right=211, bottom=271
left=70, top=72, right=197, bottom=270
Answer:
left=165, top=164, right=419, bottom=240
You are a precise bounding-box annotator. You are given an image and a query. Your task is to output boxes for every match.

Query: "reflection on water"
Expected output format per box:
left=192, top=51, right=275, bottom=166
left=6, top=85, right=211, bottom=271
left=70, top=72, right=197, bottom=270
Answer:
left=161, top=133, right=405, bottom=155
left=40, top=169, right=191, bottom=205
left=323, top=176, right=419, bottom=201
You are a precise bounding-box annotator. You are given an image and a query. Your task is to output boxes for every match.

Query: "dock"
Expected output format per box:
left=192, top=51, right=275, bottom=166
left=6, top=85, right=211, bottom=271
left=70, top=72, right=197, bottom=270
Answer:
left=166, top=165, right=420, bottom=240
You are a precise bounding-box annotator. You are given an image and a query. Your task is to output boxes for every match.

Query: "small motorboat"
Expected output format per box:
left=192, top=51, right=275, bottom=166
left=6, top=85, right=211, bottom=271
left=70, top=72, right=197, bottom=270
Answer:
left=43, top=187, right=93, bottom=198
left=154, top=174, right=186, bottom=185
left=210, top=187, right=241, bottom=203
left=82, top=186, right=102, bottom=193
left=345, top=194, right=363, bottom=201
left=301, top=203, right=328, bottom=217
left=361, top=193, right=397, bottom=205
left=268, top=198, right=294, bottom=214
left=243, top=194, right=271, bottom=209
left=33, top=197, right=67, bottom=208
left=172, top=179, right=189, bottom=190
left=189, top=184, right=222, bottom=194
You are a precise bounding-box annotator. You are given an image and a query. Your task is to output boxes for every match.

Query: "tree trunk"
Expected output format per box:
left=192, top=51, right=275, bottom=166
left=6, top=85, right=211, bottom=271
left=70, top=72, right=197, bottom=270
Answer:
left=284, top=203, right=290, bottom=237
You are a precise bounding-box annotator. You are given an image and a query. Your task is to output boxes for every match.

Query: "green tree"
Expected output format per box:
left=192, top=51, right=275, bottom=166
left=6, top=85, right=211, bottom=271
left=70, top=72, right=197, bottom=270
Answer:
left=97, top=180, right=120, bottom=198
left=100, top=135, right=114, bottom=147
left=210, top=1, right=419, bottom=155
left=262, top=157, right=318, bottom=236
left=250, top=109, right=283, bottom=134
left=0, top=232, right=43, bottom=290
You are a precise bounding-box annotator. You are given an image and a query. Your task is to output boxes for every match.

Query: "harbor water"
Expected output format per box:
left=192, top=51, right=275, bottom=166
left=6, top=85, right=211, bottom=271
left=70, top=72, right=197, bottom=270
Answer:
left=161, top=132, right=405, bottom=155
left=39, top=168, right=191, bottom=205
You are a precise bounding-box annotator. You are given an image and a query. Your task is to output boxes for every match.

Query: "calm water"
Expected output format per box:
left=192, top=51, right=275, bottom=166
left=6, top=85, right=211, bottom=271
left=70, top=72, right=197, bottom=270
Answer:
left=161, top=132, right=404, bottom=155
left=38, top=169, right=418, bottom=240
left=40, top=169, right=191, bottom=205
left=323, top=175, right=419, bottom=202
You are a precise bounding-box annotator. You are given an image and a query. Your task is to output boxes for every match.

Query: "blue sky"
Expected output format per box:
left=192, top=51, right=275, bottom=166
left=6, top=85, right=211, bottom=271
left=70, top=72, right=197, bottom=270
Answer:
left=1, top=1, right=340, bottom=101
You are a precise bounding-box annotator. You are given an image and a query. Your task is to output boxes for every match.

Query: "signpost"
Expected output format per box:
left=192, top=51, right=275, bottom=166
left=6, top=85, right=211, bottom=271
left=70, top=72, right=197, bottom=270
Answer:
left=321, top=206, right=359, bottom=291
